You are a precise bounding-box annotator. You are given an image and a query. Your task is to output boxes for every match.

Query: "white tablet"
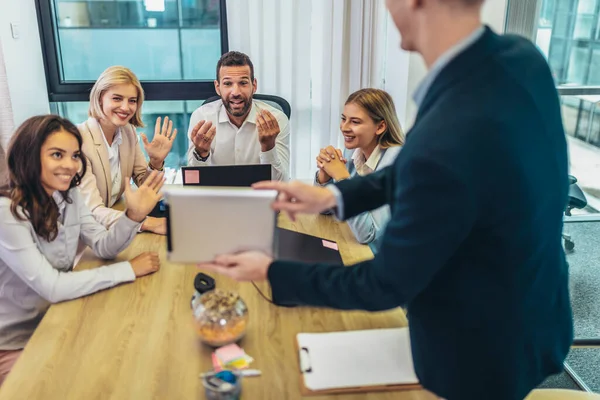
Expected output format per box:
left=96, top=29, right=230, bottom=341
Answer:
left=162, top=186, right=278, bottom=263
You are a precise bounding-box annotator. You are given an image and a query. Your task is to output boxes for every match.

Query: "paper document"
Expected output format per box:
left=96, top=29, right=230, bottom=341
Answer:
left=297, top=327, right=418, bottom=391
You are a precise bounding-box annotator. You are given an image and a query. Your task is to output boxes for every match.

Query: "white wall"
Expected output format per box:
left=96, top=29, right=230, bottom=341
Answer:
left=0, top=39, right=14, bottom=150
left=382, top=13, right=411, bottom=129
left=384, top=0, right=509, bottom=129
left=0, top=0, right=49, bottom=129
left=483, top=0, right=509, bottom=30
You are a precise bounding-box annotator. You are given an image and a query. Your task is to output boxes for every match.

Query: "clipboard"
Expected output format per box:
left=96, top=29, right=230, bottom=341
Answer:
left=295, top=328, right=421, bottom=396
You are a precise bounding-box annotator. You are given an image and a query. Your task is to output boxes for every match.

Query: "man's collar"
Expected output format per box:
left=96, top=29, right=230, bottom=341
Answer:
left=413, top=25, right=486, bottom=109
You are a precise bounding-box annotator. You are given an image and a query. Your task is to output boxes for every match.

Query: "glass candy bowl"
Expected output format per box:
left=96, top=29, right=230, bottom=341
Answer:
left=192, top=289, right=248, bottom=347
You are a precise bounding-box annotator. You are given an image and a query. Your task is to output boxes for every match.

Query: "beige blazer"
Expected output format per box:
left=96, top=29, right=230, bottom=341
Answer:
left=78, top=117, right=149, bottom=227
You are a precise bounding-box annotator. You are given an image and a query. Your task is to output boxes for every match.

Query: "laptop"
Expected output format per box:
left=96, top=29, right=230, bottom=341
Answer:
left=147, top=165, right=272, bottom=218
left=181, top=164, right=271, bottom=187
left=275, top=227, right=344, bottom=265
left=163, top=186, right=278, bottom=263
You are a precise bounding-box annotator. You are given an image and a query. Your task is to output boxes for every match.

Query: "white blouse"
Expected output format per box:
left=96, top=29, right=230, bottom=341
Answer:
left=0, top=188, right=141, bottom=350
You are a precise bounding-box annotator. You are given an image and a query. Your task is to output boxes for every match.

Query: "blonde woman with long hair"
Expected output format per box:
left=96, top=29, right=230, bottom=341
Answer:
left=78, top=66, right=176, bottom=234
left=315, top=88, right=404, bottom=252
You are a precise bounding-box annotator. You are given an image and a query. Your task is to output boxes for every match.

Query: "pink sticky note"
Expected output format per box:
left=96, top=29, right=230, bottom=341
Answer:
left=215, top=343, right=245, bottom=363
left=211, top=352, right=224, bottom=372
left=322, top=240, right=339, bottom=251
left=184, top=169, right=200, bottom=184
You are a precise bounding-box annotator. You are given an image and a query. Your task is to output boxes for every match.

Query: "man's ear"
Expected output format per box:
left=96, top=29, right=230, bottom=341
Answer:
left=252, top=78, right=258, bottom=95
left=214, top=80, right=221, bottom=96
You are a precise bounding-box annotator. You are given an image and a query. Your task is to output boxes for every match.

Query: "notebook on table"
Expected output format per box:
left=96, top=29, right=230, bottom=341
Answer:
left=275, top=227, right=343, bottom=265
left=296, top=327, right=420, bottom=395
left=181, top=164, right=271, bottom=187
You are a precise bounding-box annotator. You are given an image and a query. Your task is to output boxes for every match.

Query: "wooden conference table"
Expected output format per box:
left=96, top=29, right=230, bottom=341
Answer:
left=0, top=207, right=436, bottom=399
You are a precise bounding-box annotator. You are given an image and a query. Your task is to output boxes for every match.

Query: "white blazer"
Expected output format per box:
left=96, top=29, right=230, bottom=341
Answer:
left=78, top=117, right=150, bottom=227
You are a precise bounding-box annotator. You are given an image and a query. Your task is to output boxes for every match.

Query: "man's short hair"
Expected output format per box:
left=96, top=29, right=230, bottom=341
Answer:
left=216, top=51, right=255, bottom=82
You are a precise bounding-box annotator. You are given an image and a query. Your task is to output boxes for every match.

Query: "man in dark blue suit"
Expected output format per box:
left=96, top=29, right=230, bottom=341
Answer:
left=199, top=0, right=574, bottom=399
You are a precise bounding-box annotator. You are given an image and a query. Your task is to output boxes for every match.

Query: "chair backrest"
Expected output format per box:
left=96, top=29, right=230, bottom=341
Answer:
left=202, top=94, right=291, bottom=120
left=567, top=176, right=588, bottom=214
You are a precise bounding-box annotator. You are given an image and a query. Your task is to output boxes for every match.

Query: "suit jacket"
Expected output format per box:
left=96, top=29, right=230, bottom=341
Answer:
left=268, top=27, right=573, bottom=400
left=78, top=117, right=149, bottom=227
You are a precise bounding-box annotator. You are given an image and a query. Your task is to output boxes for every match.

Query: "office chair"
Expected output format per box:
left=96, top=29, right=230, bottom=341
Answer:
left=202, top=94, right=292, bottom=120
left=563, top=175, right=588, bottom=252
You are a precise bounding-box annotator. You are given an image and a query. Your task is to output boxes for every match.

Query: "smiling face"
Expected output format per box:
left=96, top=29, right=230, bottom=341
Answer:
left=100, top=83, right=139, bottom=129
left=215, top=65, right=257, bottom=119
left=340, top=102, right=387, bottom=151
left=40, top=129, right=82, bottom=196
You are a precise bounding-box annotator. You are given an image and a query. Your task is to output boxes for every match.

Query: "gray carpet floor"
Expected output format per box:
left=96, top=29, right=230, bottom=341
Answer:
left=538, top=371, right=581, bottom=390
left=555, top=221, right=600, bottom=392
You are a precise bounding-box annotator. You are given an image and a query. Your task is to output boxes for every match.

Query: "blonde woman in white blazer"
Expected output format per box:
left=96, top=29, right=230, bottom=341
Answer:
left=78, top=66, right=177, bottom=234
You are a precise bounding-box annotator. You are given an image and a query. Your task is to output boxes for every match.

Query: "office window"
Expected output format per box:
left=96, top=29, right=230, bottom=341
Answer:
left=511, top=0, right=600, bottom=214
left=533, top=0, right=600, bottom=86
left=36, top=0, right=228, bottom=168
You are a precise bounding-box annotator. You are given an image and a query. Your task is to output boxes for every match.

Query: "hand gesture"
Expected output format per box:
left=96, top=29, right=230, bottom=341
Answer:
left=129, top=252, right=160, bottom=277
left=252, top=180, right=337, bottom=221
left=141, top=216, right=167, bottom=235
left=124, top=170, right=165, bottom=223
left=256, top=109, right=280, bottom=152
left=190, top=120, right=216, bottom=157
left=141, top=117, right=178, bottom=169
left=316, top=146, right=347, bottom=183
left=198, top=251, right=272, bottom=282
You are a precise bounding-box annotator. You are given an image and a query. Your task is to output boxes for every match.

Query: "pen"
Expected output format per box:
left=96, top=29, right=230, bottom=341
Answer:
left=200, top=369, right=262, bottom=379
left=239, top=369, right=261, bottom=377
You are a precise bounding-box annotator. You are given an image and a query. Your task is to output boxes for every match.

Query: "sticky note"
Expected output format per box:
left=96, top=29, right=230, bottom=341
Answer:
left=226, top=356, right=251, bottom=369
left=211, top=352, right=224, bottom=372
left=322, top=240, right=339, bottom=251
left=215, top=343, right=246, bottom=364
left=184, top=169, right=200, bottom=184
